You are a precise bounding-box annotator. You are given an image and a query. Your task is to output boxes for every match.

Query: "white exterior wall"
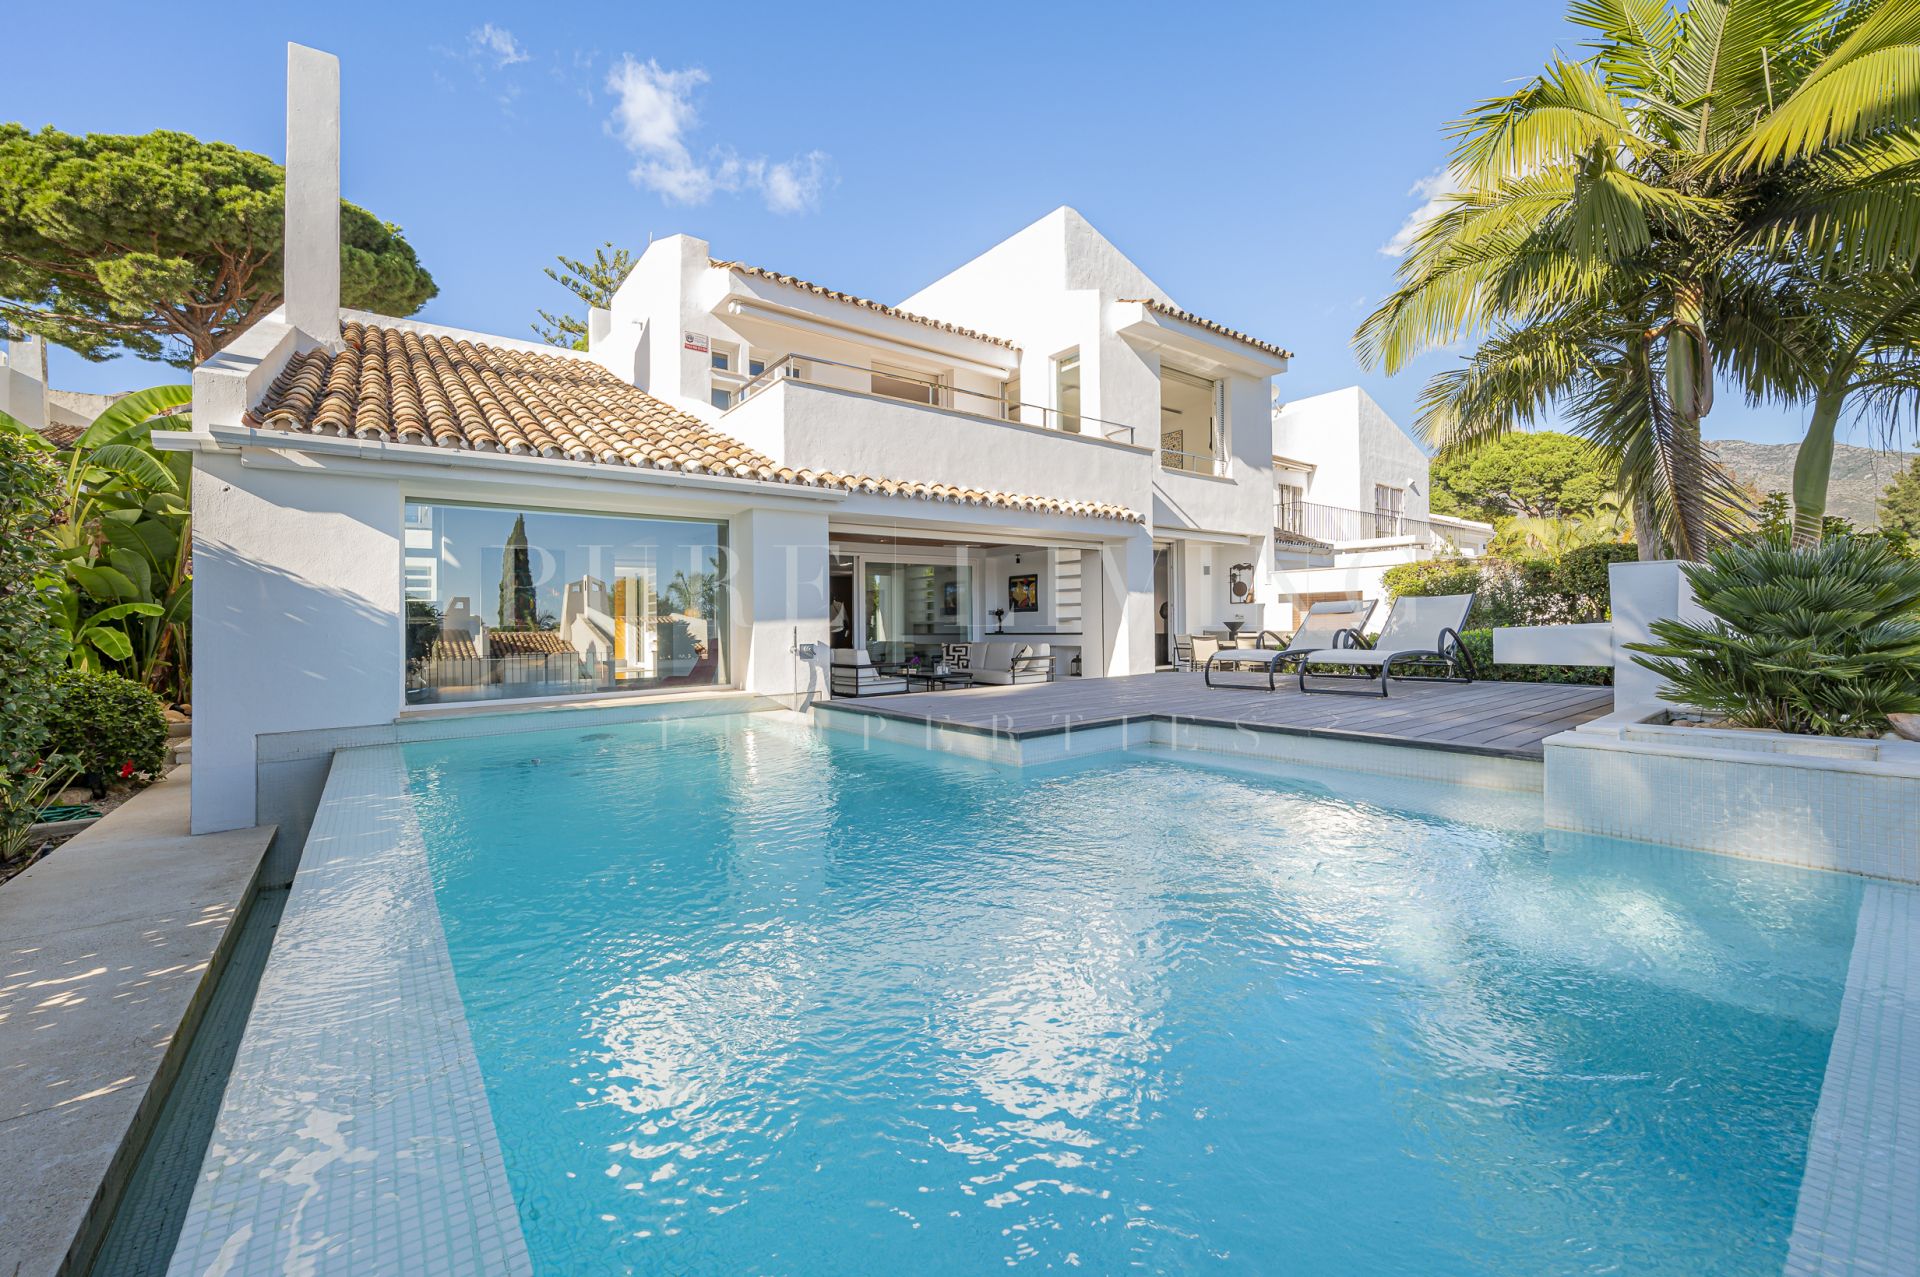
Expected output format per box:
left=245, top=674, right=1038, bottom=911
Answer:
left=724, top=378, right=1153, bottom=515
left=902, top=208, right=1283, bottom=635
left=185, top=435, right=851, bottom=833
left=1273, top=385, right=1432, bottom=518
left=190, top=451, right=404, bottom=833
left=0, top=336, right=49, bottom=431
left=730, top=507, right=833, bottom=704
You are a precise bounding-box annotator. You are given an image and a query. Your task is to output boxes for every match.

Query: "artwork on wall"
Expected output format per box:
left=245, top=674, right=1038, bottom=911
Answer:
left=1160, top=428, right=1184, bottom=468
left=1229, top=562, right=1255, bottom=603
left=1009, top=573, right=1039, bottom=613
left=942, top=581, right=958, bottom=617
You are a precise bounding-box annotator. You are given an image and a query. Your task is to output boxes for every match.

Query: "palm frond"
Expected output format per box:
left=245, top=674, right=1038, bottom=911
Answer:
left=1569, top=0, right=1683, bottom=96
left=1726, top=0, right=1920, bottom=168
left=1451, top=59, right=1645, bottom=184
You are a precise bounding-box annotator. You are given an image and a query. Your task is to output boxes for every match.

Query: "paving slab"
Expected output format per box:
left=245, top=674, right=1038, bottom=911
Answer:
left=0, top=768, right=274, bottom=1277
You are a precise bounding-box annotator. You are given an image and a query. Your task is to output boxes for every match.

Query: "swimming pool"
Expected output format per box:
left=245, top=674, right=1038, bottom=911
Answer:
left=405, top=715, right=1863, bottom=1274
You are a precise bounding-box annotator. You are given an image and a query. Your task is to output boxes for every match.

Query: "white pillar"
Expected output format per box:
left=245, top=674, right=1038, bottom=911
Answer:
left=1609, top=559, right=1708, bottom=713
left=285, top=43, right=341, bottom=345
left=1098, top=529, right=1156, bottom=676
left=730, top=508, right=832, bottom=706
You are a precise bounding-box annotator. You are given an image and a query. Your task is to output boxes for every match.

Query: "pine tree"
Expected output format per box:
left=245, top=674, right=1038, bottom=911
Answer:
left=497, top=515, right=537, bottom=629
left=1881, top=457, right=1920, bottom=539
left=533, top=243, right=636, bottom=349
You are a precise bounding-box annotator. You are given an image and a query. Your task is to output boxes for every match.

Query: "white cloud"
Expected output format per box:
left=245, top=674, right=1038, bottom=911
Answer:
left=470, top=23, right=530, bottom=68
left=1380, top=167, right=1464, bottom=257
left=760, top=151, right=829, bottom=214
left=604, top=55, right=831, bottom=214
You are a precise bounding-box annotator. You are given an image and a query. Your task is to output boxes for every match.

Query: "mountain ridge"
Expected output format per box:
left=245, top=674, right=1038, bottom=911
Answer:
left=1710, top=438, right=1913, bottom=528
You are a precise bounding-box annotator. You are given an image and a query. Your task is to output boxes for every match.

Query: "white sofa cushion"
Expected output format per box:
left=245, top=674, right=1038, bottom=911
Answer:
left=973, top=642, right=1050, bottom=685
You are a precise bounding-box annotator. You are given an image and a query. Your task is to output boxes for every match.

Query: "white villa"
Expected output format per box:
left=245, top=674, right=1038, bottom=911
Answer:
left=170, top=47, right=1483, bottom=835
left=1270, top=387, right=1492, bottom=625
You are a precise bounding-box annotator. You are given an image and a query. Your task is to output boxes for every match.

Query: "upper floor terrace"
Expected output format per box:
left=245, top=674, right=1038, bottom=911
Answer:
left=595, top=222, right=1282, bottom=503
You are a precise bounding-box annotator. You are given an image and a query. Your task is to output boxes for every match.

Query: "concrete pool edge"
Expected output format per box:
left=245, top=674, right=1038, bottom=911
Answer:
left=1786, top=882, right=1920, bottom=1276
left=163, top=744, right=532, bottom=1277
left=810, top=703, right=1546, bottom=792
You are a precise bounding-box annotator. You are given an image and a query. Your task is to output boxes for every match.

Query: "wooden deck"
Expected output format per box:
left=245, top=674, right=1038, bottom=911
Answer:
left=814, top=671, right=1614, bottom=760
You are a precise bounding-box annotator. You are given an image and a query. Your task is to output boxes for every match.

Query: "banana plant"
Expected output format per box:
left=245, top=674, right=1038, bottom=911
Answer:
left=0, top=385, right=194, bottom=701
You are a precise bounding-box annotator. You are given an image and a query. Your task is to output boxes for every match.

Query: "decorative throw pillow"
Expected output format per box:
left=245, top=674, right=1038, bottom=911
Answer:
left=943, top=642, right=971, bottom=670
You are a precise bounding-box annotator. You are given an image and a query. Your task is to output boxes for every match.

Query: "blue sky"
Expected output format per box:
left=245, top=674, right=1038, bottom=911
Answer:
left=6, top=1, right=1830, bottom=446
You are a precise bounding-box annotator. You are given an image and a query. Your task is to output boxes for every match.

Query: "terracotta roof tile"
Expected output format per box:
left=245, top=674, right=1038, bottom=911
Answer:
left=245, top=321, right=1140, bottom=523
left=1272, top=527, right=1333, bottom=552
left=486, top=629, right=578, bottom=656
left=1119, top=298, right=1293, bottom=360
left=712, top=259, right=1017, bottom=349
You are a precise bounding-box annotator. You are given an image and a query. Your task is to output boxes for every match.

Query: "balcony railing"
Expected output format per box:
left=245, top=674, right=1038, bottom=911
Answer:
left=733, top=354, right=1138, bottom=445
left=1159, top=445, right=1231, bottom=478
left=1276, top=499, right=1449, bottom=545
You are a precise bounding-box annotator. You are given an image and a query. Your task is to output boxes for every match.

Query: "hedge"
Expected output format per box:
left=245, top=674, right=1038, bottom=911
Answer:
left=1382, top=544, right=1635, bottom=684
left=0, top=434, right=66, bottom=847
left=44, top=669, right=169, bottom=795
left=1382, top=543, right=1637, bottom=630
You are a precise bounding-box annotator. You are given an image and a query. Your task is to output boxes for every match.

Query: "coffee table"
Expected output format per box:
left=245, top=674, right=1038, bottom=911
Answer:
left=904, top=670, right=974, bottom=691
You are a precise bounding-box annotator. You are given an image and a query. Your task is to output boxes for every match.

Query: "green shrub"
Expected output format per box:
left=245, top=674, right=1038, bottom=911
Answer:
left=1384, top=544, right=1637, bottom=630
left=1628, top=534, right=1920, bottom=736
left=1537, top=543, right=1638, bottom=623
left=44, top=670, right=169, bottom=794
left=1381, top=557, right=1483, bottom=604
left=0, top=433, right=67, bottom=851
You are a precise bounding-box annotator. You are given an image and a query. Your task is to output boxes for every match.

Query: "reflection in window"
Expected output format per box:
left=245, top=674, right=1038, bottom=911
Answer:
left=861, top=560, right=970, bottom=665
left=404, top=501, right=729, bottom=705
left=1054, top=351, right=1081, bottom=433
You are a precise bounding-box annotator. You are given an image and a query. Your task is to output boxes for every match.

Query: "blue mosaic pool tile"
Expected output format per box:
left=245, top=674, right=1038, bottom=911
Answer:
left=164, top=745, right=530, bottom=1276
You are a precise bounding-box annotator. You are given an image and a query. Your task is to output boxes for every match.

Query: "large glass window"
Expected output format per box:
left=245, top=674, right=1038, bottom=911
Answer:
left=1160, top=365, right=1218, bottom=473
left=403, top=501, right=729, bottom=706
left=861, top=560, right=971, bottom=665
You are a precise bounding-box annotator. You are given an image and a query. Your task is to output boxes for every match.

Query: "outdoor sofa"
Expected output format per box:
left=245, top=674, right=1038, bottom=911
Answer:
left=830, top=648, right=910, bottom=697
left=968, top=640, right=1054, bottom=686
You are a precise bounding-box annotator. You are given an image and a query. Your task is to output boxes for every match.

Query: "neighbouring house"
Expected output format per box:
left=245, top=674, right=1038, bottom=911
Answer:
left=0, top=332, right=118, bottom=447
left=1268, top=387, right=1492, bottom=632
left=164, top=45, right=1339, bottom=834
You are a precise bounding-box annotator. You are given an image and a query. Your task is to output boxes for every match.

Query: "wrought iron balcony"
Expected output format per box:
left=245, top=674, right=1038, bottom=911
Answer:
left=1275, top=498, right=1446, bottom=545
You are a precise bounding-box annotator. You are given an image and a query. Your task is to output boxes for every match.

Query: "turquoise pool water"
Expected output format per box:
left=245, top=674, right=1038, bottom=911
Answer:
left=407, top=715, right=1862, bottom=1275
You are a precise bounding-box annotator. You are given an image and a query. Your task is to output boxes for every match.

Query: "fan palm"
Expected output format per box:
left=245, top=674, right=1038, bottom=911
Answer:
left=1357, top=0, right=1920, bottom=559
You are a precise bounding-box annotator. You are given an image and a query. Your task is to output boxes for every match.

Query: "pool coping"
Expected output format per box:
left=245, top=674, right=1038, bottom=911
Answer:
left=1786, top=881, right=1920, bottom=1276
left=0, top=768, right=273, bottom=1277
left=163, top=744, right=531, bottom=1277
left=812, top=698, right=1550, bottom=761
left=813, top=703, right=1547, bottom=792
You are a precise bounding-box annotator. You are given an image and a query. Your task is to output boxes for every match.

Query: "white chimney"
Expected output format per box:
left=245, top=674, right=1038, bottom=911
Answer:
left=285, top=43, right=341, bottom=345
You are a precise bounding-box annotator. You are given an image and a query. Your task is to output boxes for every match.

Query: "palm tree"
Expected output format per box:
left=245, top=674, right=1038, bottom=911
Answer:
left=1357, top=0, right=1920, bottom=559
left=1782, top=266, right=1920, bottom=542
